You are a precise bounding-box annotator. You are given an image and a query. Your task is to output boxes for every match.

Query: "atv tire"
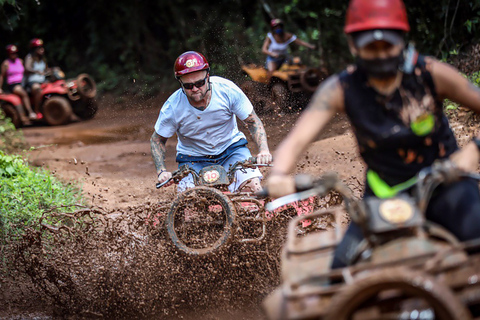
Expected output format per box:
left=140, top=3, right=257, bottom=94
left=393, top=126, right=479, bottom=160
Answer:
left=325, top=267, right=471, bottom=320
left=76, top=74, right=97, bottom=99
left=1, top=102, right=22, bottom=128
left=42, top=96, right=73, bottom=126
left=166, top=186, right=236, bottom=256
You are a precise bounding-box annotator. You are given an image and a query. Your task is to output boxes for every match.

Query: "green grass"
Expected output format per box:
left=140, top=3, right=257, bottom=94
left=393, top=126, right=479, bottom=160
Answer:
left=0, top=150, right=84, bottom=242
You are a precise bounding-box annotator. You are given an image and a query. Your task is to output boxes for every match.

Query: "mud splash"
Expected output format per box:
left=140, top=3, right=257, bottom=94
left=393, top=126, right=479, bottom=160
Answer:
left=13, top=203, right=282, bottom=319
left=9, top=190, right=344, bottom=319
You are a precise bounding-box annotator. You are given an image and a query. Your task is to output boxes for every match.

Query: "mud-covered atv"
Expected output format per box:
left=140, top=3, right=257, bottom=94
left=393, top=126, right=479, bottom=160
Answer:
left=156, top=158, right=319, bottom=256
left=263, top=161, right=480, bottom=320
left=240, top=58, right=327, bottom=113
left=0, top=68, right=97, bottom=127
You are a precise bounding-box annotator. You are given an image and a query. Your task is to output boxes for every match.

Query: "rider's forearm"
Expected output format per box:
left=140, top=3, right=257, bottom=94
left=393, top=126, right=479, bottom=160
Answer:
left=150, top=133, right=167, bottom=174
left=244, top=113, right=269, bottom=153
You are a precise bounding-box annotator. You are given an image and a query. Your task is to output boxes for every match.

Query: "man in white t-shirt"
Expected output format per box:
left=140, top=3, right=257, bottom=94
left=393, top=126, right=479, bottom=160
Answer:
left=151, top=51, right=272, bottom=192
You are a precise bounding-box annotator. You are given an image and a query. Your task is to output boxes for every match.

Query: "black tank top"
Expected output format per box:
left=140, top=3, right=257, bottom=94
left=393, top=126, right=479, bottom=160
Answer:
left=339, top=55, right=458, bottom=186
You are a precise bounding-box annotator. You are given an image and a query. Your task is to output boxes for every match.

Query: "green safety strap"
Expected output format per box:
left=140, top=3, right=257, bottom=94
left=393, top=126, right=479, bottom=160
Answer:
left=367, top=170, right=418, bottom=199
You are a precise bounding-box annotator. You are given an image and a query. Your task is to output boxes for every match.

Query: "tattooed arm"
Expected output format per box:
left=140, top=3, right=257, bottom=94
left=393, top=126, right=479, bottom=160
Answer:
left=266, top=75, right=344, bottom=197
left=243, top=110, right=272, bottom=164
left=150, top=132, right=172, bottom=184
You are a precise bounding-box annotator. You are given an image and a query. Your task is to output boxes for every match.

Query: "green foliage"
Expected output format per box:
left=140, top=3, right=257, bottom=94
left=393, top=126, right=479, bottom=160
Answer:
left=0, top=0, right=479, bottom=94
left=0, top=110, right=26, bottom=153
left=0, top=150, right=83, bottom=242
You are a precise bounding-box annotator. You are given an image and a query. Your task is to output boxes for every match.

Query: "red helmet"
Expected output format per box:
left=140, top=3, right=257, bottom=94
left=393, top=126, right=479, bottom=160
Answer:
left=344, top=0, right=410, bottom=34
left=6, top=44, right=18, bottom=55
left=30, top=38, right=44, bottom=48
left=174, top=51, right=210, bottom=78
left=270, top=18, right=283, bottom=28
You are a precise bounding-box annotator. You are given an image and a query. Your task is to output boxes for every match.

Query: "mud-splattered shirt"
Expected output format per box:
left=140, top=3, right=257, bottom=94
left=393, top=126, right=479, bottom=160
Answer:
left=339, top=55, right=458, bottom=186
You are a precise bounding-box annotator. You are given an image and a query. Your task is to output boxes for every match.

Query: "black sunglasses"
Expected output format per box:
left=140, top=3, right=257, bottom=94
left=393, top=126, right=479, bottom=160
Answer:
left=181, top=74, right=208, bottom=90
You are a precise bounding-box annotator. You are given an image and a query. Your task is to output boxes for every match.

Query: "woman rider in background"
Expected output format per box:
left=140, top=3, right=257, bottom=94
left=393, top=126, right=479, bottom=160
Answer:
left=262, top=18, right=316, bottom=72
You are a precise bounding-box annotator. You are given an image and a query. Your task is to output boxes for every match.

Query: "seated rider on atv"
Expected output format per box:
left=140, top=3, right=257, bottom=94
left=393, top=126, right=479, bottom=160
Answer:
left=151, top=51, right=272, bottom=193
left=262, top=18, right=315, bottom=72
left=24, top=38, right=49, bottom=117
left=0, top=44, right=37, bottom=122
left=267, top=0, right=480, bottom=268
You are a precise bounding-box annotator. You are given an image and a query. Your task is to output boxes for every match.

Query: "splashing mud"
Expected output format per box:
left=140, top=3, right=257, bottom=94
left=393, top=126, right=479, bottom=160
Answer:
left=8, top=189, right=345, bottom=319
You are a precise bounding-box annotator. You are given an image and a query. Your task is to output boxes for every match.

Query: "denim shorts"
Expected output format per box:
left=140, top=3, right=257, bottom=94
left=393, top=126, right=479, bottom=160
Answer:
left=266, top=56, right=287, bottom=69
left=176, top=139, right=262, bottom=192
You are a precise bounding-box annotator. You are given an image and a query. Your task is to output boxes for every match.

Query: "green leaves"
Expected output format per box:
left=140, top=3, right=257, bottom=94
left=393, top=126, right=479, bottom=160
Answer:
left=0, top=150, right=84, bottom=242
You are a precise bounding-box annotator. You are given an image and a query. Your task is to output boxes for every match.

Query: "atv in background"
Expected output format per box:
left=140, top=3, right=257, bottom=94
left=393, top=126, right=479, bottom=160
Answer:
left=240, top=57, right=327, bottom=114
left=0, top=68, right=98, bottom=128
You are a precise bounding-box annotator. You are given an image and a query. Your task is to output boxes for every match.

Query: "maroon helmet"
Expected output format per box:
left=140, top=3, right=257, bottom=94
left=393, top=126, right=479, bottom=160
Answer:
left=29, top=38, right=44, bottom=48
left=270, top=18, right=284, bottom=29
left=6, top=44, right=18, bottom=55
left=174, top=51, right=210, bottom=79
left=344, top=0, right=410, bottom=34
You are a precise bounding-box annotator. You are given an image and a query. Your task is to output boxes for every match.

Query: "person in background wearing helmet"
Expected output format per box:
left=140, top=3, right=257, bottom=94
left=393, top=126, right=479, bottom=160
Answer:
left=25, top=38, right=49, bottom=117
left=151, top=51, right=272, bottom=192
left=266, top=0, right=480, bottom=268
left=0, top=44, right=37, bottom=122
left=262, top=18, right=316, bottom=72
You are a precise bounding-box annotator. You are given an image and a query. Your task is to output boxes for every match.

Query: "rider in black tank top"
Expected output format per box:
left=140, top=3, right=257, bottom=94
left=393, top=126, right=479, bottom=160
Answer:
left=267, top=0, right=480, bottom=269
left=340, top=55, right=458, bottom=188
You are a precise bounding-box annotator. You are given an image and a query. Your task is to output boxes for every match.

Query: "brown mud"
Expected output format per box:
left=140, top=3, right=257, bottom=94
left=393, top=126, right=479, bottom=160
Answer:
left=2, top=88, right=478, bottom=319
left=0, top=94, right=356, bottom=320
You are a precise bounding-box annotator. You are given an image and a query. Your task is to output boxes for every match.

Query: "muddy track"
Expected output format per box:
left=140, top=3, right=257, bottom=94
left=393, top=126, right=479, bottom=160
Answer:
left=0, top=94, right=360, bottom=319
left=3, top=90, right=478, bottom=319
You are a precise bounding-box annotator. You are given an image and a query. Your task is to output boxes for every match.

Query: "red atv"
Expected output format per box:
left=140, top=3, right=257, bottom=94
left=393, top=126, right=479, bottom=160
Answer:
left=0, top=68, right=98, bottom=127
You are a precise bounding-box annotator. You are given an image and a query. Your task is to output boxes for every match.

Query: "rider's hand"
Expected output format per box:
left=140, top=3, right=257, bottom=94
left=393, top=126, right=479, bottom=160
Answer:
left=158, top=171, right=173, bottom=187
left=266, top=173, right=295, bottom=198
left=256, top=150, right=273, bottom=164
left=0, top=88, right=3, bottom=94
left=450, top=141, right=479, bottom=173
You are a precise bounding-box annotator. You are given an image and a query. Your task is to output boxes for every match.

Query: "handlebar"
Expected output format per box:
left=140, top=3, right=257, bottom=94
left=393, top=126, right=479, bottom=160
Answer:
left=155, top=157, right=273, bottom=189
left=264, top=160, right=480, bottom=212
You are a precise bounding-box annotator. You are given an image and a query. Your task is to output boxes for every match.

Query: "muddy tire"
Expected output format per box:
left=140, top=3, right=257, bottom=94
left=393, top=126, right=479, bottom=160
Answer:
left=42, top=96, right=73, bottom=126
left=271, top=82, right=288, bottom=111
left=325, top=267, right=472, bottom=320
left=1, top=102, right=22, bottom=128
left=76, top=74, right=97, bottom=99
left=165, top=186, right=236, bottom=256
left=300, top=68, right=324, bottom=92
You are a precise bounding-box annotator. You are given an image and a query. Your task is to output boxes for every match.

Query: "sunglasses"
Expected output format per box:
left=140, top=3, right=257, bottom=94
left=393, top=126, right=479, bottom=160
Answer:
left=181, top=74, right=208, bottom=90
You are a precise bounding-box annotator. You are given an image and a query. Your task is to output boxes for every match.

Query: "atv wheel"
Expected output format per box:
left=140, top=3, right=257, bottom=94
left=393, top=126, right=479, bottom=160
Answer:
left=42, top=96, right=73, bottom=126
left=1, top=102, right=22, bottom=128
left=76, top=74, right=97, bottom=99
left=300, top=68, right=324, bottom=92
left=325, top=267, right=472, bottom=320
left=271, top=82, right=289, bottom=111
left=166, top=186, right=235, bottom=256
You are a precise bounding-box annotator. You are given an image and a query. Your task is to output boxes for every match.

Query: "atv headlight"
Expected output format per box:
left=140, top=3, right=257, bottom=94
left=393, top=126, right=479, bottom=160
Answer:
left=379, top=198, right=414, bottom=224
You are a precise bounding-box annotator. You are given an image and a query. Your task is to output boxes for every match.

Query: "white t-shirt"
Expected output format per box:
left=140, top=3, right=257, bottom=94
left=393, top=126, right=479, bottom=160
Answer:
left=154, top=76, right=253, bottom=156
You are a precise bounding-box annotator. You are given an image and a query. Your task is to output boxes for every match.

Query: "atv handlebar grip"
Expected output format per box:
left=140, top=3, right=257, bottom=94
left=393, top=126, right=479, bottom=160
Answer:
left=156, top=178, right=172, bottom=189
left=255, top=187, right=269, bottom=198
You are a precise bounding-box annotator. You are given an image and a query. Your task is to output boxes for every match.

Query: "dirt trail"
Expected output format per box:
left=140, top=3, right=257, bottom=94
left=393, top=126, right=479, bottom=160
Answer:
left=23, top=96, right=356, bottom=210
left=1, top=94, right=362, bottom=320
